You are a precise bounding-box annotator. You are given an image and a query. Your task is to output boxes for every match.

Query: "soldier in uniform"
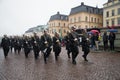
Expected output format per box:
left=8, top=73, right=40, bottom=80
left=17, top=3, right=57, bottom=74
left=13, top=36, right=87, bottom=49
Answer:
left=9, top=36, right=14, bottom=52
left=1, top=35, right=10, bottom=58
left=64, top=31, right=72, bottom=58
left=69, top=27, right=79, bottom=64
left=81, top=36, right=90, bottom=61
left=13, top=36, right=22, bottom=54
left=31, top=33, right=40, bottom=59
left=23, top=36, right=31, bottom=58
left=40, top=30, right=52, bottom=63
left=53, top=32, right=61, bottom=61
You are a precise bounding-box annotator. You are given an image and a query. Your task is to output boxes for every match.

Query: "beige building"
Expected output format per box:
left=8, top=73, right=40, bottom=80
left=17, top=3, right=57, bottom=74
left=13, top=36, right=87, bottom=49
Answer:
left=48, top=12, right=69, bottom=37
left=69, top=2, right=103, bottom=29
left=103, top=0, right=120, bottom=27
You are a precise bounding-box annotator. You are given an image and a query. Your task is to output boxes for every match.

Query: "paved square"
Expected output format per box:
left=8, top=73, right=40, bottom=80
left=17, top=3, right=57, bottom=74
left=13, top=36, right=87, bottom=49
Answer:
left=0, top=47, right=120, bottom=80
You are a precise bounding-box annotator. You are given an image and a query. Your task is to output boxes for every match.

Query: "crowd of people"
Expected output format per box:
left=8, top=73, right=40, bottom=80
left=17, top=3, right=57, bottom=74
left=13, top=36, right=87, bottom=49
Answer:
left=88, top=31, right=116, bottom=52
left=0, top=27, right=116, bottom=65
left=0, top=27, right=91, bottom=65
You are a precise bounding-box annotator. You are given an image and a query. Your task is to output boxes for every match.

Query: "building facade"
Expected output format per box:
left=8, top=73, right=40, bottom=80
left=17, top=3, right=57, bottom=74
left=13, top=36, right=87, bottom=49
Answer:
left=69, top=2, right=103, bottom=29
left=103, top=0, right=120, bottom=27
left=48, top=12, right=69, bottom=37
left=24, top=25, right=48, bottom=37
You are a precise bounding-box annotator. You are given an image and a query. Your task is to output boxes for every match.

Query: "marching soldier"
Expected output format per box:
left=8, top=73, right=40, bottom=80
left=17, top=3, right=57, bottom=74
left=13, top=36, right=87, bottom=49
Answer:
left=13, top=36, right=22, bottom=54
left=64, top=31, right=72, bottom=58
left=40, top=30, right=52, bottom=63
left=31, top=33, right=40, bottom=59
left=53, top=32, right=61, bottom=61
left=69, top=27, right=79, bottom=64
left=23, top=36, right=31, bottom=58
left=1, top=35, right=10, bottom=58
left=81, top=36, right=90, bottom=61
left=9, top=36, right=14, bottom=52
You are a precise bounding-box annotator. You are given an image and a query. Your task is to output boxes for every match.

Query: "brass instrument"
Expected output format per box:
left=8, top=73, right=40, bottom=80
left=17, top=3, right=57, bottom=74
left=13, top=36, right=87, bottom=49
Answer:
left=44, top=41, right=48, bottom=47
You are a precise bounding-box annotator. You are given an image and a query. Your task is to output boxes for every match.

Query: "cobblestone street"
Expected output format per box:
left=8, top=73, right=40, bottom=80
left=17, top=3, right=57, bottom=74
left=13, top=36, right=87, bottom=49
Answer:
left=0, top=47, right=120, bottom=80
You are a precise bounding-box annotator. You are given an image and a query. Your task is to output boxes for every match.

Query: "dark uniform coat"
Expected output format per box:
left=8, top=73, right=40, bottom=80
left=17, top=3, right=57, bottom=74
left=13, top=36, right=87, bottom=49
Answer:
left=1, top=37, right=10, bottom=57
left=40, top=34, right=52, bottom=51
left=53, top=36, right=61, bottom=54
left=23, top=38, right=31, bottom=58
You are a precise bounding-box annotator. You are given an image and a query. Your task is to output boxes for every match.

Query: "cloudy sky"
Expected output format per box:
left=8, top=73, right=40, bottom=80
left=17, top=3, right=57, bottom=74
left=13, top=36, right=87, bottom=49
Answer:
left=0, top=0, right=107, bottom=36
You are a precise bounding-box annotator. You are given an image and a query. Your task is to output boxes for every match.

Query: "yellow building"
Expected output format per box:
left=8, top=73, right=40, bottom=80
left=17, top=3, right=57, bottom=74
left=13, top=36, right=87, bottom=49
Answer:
left=48, top=12, right=69, bottom=37
left=69, top=2, right=103, bottom=29
left=103, top=0, right=120, bottom=27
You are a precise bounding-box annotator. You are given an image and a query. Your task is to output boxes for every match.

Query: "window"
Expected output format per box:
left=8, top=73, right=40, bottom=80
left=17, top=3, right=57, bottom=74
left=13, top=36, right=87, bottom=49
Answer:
left=106, top=11, right=109, bottom=17
left=91, top=17, right=93, bottom=22
left=66, top=17, right=68, bottom=20
left=74, top=17, right=76, bottom=22
left=98, top=18, right=99, bottom=23
left=94, top=18, right=96, bottom=23
left=78, top=17, right=81, bottom=22
left=118, top=8, right=120, bottom=15
left=70, top=18, right=72, bottom=23
left=111, top=19, right=115, bottom=26
left=118, top=17, right=120, bottom=25
left=59, top=29, right=61, bottom=33
left=112, top=10, right=115, bottom=16
left=64, top=23, right=65, bottom=27
left=85, top=16, right=88, bottom=22
left=106, top=20, right=109, bottom=26
left=64, top=29, right=66, bottom=33
left=61, top=16, right=63, bottom=20
left=85, top=25, right=88, bottom=28
left=58, top=23, right=60, bottom=26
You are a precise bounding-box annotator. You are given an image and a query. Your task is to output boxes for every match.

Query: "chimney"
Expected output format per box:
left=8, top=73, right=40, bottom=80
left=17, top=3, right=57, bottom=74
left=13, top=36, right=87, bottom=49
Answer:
left=81, top=2, right=84, bottom=5
left=57, top=11, right=60, bottom=14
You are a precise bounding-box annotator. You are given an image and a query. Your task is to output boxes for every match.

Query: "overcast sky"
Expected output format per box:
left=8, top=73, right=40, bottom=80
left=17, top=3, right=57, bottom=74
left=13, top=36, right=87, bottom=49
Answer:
left=0, top=0, right=107, bottom=36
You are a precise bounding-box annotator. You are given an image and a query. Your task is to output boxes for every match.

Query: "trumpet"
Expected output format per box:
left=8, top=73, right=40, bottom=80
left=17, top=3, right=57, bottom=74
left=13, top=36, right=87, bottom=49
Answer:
left=45, top=41, right=48, bottom=47
left=56, top=39, right=60, bottom=45
left=44, top=41, right=48, bottom=44
left=56, top=39, right=59, bottom=42
left=74, top=38, right=77, bottom=41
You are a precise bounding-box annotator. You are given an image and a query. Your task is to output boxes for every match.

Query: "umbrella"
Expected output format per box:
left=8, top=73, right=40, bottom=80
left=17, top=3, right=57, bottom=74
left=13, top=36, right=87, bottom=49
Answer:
left=90, top=30, right=99, bottom=34
left=108, top=29, right=118, bottom=32
left=87, top=31, right=93, bottom=34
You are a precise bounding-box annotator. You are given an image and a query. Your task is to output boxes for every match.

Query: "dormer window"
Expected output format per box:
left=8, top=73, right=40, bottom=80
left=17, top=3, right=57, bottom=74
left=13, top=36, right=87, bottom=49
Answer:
left=61, top=16, right=63, bottom=20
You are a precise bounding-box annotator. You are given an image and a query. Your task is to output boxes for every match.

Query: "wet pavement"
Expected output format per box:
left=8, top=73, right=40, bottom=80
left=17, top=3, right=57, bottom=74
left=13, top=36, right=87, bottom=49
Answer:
left=0, top=47, right=120, bottom=80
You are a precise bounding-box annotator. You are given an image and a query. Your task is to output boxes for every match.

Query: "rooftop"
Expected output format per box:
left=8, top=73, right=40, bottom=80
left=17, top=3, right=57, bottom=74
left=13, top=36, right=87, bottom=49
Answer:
left=49, top=12, right=68, bottom=21
left=69, top=2, right=103, bottom=15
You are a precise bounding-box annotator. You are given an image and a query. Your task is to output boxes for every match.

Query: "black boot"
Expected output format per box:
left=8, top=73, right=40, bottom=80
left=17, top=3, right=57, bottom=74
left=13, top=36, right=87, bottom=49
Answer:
left=82, top=55, right=88, bottom=61
left=72, top=60, right=76, bottom=65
